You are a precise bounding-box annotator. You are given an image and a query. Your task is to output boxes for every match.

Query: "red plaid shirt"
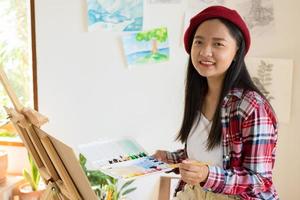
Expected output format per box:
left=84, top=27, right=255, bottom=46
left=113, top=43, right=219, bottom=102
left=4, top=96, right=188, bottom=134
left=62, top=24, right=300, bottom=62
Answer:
left=167, top=88, right=279, bottom=200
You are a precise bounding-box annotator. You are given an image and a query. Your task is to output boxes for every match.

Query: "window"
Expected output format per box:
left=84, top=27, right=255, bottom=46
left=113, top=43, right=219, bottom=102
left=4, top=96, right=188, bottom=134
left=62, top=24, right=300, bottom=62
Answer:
left=0, top=0, right=37, bottom=145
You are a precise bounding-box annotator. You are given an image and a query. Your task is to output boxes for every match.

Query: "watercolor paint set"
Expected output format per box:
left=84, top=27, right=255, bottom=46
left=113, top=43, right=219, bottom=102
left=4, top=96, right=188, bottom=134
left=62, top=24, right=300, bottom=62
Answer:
left=101, top=156, right=174, bottom=179
left=78, top=137, right=175, bottom=179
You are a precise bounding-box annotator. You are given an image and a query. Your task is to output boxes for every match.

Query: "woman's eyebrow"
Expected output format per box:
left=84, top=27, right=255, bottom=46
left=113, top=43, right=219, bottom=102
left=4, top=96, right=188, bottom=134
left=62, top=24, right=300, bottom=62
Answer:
left=193, top=35, right=204, bottom=40
left=194, top=35, right=227, bottom=42
left=212, top=37, right=227, bottom=42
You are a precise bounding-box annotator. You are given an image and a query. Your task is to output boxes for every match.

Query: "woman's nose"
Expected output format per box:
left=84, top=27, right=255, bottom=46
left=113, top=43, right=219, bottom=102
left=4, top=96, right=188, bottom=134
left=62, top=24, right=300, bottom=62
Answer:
left=199, top=44, right=213, bottom=57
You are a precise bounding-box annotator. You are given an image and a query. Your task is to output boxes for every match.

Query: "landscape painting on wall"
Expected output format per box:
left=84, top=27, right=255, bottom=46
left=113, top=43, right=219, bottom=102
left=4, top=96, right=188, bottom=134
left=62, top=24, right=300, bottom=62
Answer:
left=87, top=0, right=143, bottom=32
left=246, top=58, right=293, bottom=123
left=122, top=27, right=169, bottom=67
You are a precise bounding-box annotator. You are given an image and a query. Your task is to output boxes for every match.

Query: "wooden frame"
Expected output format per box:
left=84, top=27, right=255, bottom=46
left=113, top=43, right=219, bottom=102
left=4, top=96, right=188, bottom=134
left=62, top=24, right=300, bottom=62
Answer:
left=0, top=0, right=38, bottom=147
left=0, top=68, right=97, bottom=199
left=30, top=0, right=39, bottom=111
left=158, top=176, right=180, bottom=200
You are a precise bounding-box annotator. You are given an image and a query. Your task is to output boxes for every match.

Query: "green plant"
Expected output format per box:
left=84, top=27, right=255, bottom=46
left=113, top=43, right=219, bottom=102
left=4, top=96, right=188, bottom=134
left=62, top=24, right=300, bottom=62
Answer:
left=0, top=129, right=15, bottom=137
left=79, top=153, right=137, bottom=200
left=0, top=120, right=17, bottom=138
left=23, top=153, right=41, bottom=191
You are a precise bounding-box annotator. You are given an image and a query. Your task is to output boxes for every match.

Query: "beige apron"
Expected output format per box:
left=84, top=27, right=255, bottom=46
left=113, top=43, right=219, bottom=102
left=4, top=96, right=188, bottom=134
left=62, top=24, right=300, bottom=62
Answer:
left=174, top=184, right=240, bottom=200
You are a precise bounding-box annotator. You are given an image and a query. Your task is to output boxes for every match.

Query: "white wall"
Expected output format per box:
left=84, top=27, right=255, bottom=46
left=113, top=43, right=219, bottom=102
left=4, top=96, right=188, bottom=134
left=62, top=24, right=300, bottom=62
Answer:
left=35, top=0, right=300, bottom=199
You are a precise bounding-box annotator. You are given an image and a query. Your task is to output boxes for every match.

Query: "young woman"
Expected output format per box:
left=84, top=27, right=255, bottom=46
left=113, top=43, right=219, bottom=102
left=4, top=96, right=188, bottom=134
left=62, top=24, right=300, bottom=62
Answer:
left=154, top=6, right=278, bottom=200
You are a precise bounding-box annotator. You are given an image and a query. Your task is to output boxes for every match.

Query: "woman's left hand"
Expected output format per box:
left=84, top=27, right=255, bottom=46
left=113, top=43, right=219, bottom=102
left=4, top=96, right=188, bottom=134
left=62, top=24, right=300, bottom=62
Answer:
left=179, top=159, right=209, bottom=185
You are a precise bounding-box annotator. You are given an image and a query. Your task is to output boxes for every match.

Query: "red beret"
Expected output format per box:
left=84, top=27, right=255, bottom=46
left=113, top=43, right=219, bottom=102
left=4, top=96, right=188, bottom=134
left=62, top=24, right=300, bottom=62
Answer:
left=184, top=6, right=251, bottom=55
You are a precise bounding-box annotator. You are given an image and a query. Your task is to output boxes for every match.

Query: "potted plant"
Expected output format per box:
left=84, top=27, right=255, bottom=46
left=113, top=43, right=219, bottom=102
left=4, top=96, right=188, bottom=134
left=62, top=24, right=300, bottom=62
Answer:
left=79, top=154, right=136, bottom=200
left=19, top=154, right=45, bottom=200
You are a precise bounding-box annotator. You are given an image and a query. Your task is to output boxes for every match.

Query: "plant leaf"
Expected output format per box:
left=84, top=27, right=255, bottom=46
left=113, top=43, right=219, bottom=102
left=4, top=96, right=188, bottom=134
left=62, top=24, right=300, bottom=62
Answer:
left=120, top=179, right=135, bottom=192
left=25, top=154, right=40, bottom=191
left=122, top=187, right=137, bottom=196
left=23, top=169, right=37, bottom=191
left=79, top=153, right=87, bottom=166
left=32, top=160, right=40, bottom=185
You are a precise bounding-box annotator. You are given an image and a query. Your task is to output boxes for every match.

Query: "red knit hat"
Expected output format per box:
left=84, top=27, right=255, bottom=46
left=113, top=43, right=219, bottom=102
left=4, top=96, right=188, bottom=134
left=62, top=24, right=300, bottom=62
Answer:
left=184, top=6, right=251, bottom=55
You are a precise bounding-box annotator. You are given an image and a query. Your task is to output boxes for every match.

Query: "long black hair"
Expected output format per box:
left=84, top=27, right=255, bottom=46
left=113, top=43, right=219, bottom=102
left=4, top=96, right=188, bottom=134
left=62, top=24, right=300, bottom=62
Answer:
left=176, top=18, right=266, bottom=150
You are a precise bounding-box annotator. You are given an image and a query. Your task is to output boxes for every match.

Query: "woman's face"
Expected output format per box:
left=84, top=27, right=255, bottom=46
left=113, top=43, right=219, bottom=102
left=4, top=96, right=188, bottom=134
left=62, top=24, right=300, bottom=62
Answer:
left=191, top=19, right=238, bottom=80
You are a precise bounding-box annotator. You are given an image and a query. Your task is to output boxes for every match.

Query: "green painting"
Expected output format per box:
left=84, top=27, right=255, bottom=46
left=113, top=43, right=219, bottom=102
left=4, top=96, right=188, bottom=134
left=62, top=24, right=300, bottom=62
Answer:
left=122, top=27, right=169, bottom=67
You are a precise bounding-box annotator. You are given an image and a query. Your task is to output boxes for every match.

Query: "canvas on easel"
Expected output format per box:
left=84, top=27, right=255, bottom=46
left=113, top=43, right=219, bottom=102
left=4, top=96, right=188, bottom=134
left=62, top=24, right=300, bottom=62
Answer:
left=0, top=66, right=98, bottom=199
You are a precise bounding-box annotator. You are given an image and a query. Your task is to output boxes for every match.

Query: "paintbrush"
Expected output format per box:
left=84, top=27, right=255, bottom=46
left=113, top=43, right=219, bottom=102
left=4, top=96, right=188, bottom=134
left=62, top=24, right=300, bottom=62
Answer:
left=167, top=161, right=210, bottom=172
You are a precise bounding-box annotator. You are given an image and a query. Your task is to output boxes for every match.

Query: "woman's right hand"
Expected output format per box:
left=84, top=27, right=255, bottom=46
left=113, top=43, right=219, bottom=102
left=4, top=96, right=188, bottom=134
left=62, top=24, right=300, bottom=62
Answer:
left=152, top=150, right=169, bottom=163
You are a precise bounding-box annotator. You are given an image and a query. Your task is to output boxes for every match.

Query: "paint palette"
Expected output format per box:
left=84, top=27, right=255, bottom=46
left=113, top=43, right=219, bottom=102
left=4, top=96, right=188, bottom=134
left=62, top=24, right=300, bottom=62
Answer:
left=78, top=137, right=175, bottom=179
left=101, top=156, right=174, bottom=179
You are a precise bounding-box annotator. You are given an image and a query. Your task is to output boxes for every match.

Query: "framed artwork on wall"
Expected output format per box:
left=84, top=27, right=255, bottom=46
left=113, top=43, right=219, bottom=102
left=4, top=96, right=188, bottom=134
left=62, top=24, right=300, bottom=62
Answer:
left=246, top=58, right=294, bottom=123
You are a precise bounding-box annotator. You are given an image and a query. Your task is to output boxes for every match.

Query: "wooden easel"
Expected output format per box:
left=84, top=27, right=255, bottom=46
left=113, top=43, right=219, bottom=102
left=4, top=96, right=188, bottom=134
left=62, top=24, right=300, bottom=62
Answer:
left=0, top=66, right=98, bottom=199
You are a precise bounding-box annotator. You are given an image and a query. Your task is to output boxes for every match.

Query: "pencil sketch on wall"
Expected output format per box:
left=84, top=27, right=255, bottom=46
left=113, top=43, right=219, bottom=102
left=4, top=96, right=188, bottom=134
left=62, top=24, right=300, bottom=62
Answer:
left=251, top=60, right=275, bottom=102
left=246, top=58, right=293, bottom=123
left=188, top=0, right=225, bottom=10
left=226, top=0, right=275, bottom=37
left=200, top=0, right=225, bottom=4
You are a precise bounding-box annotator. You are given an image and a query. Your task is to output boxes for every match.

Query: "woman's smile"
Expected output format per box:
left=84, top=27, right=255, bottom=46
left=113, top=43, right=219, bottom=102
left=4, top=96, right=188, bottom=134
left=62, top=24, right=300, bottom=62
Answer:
left=199, top=60, right=216, bottom=68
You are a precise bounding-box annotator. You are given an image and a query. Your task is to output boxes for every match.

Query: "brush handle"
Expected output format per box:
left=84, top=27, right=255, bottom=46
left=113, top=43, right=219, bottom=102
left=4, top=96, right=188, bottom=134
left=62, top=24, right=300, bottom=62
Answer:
left=171, top=161, right=210, bottom=169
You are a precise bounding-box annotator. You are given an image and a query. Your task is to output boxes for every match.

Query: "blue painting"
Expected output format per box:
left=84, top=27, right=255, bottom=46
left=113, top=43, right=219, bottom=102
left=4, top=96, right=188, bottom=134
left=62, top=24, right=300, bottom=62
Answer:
left=122, top=27, right=169, bottom=67
left=87, top=0, right=143, bottom=32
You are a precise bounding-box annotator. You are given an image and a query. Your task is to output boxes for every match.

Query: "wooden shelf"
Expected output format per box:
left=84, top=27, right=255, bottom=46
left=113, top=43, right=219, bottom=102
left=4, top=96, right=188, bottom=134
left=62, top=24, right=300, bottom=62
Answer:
left=0, top=137, right=24, bottom=147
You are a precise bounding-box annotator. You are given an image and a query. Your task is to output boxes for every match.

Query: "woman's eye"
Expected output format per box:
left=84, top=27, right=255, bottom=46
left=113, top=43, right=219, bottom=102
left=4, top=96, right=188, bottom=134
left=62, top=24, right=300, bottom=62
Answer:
left=215, top=42, right=224, bottom=47
left=193, top=40, right=203, bottom=45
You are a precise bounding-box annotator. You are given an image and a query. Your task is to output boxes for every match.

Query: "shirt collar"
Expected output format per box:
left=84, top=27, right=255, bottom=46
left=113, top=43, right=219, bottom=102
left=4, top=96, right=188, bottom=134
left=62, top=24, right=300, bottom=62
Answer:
left=222, top=88, right=244, bottom=107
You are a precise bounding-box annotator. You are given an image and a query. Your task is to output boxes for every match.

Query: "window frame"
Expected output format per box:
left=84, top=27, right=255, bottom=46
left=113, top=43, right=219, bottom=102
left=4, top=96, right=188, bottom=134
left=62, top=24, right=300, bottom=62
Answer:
left=0, top=0, right=38, bottom=147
